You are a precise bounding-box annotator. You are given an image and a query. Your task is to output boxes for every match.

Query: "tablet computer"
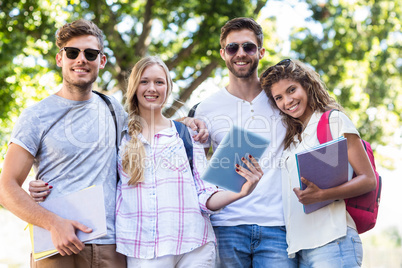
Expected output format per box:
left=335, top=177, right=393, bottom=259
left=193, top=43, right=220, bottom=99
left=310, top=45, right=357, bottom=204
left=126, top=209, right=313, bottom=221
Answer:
left=201, top=125, right=270, bottom=193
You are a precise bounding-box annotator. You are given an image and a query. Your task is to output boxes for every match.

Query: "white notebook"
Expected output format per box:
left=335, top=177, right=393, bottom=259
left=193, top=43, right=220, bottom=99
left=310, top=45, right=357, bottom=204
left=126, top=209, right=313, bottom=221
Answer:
left=30, top=185, right=107, bottom=260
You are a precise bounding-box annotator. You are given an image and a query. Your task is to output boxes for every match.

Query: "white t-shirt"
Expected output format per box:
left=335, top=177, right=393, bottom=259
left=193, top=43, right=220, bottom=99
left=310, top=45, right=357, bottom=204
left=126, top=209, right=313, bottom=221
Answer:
left=195, top=88, right=286, bottom=227
left=281, top=110, right=359, bottom=257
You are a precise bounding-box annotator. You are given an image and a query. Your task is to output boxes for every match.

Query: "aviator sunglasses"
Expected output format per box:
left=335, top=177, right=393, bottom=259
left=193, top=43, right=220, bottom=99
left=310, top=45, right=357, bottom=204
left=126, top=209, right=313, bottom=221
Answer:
left=60, top=47, right=102, bottom=61
left=224, top=42, right=259, bottom=56
left=261, top=59, right=292, bottom=78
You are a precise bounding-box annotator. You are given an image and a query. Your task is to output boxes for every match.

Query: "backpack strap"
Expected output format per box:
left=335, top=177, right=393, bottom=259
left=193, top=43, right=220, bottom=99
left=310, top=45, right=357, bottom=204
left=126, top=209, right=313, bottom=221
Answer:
left=93, top=91, right=118, bottom=147
left=317, top=109, right=337, bottom=144
left=173, top=121, right=194, bottom=175
left=188, top=102, right=200, bottom=118
left=93, top=90, right=120, bottom=183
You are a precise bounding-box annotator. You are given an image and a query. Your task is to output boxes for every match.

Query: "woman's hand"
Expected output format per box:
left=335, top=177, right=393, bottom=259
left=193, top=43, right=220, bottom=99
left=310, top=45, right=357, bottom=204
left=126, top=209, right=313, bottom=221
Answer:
left=205, top=154, right=263, bottom=211
left=293, top=177, right=324, bottom=205
left=294, top=133, right=377, bottom=206
left=236, top=155, right=264, bottom=197
left=29, top=179, right=52, bottom=202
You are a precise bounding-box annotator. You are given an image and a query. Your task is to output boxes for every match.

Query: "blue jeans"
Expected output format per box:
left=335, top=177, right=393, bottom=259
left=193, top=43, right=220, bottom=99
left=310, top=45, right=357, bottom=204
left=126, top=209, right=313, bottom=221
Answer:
left=213, top=225, right=298, bottom=268
left=297, top=227, right=363, bottom=268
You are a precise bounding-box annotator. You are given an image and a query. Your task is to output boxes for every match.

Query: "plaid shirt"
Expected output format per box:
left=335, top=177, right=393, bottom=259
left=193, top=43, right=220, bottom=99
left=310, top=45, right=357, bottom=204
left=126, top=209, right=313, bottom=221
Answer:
left=115, top=122, right=220, bottom=259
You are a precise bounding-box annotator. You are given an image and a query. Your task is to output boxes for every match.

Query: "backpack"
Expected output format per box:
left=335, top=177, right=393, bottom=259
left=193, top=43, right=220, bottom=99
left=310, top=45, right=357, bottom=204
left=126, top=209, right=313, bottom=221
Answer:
left=173, top=120, right=194, bottom=175
left=317, top=110, right=382, bottom=234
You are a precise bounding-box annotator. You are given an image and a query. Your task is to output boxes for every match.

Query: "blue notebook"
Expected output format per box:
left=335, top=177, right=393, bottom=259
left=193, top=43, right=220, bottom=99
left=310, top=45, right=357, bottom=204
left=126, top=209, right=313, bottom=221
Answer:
left=201, top=125, right=270, bottom=193
left=296, top=136, right=348, bottom=213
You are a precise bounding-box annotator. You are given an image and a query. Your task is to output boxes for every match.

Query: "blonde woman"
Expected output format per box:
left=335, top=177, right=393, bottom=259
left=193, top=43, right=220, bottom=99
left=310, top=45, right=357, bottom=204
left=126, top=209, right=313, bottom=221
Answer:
left=116, top=56, right=262, bottom=267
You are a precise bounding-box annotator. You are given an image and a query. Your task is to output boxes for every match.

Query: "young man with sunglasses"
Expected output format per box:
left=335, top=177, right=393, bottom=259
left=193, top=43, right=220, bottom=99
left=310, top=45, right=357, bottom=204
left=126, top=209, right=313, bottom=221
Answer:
left=0, top=19, right=127, bottom=267
left=193, top=18, right=297, bottom=267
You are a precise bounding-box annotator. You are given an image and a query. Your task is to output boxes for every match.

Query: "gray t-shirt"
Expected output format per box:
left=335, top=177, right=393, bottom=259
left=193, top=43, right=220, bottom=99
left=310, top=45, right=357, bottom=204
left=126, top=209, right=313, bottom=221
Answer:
left=10, top=93, right=127, bottom=244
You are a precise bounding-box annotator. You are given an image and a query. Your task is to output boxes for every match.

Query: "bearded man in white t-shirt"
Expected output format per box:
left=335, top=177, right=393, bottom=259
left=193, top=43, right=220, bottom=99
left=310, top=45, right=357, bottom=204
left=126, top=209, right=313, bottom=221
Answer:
left=192, top=17, right=297, bottom=268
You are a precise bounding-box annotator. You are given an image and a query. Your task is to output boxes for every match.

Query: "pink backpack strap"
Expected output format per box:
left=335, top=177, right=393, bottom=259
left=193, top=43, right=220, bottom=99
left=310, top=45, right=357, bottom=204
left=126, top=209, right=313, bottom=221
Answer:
left=317, top=110, right=336, bottom=144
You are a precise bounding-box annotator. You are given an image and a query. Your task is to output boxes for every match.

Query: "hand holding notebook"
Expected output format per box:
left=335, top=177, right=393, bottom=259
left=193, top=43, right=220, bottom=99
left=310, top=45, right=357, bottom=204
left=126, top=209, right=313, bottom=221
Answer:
left=295, top=136, right=349, bottom=213
left=29, top=185, right=107, bottom=261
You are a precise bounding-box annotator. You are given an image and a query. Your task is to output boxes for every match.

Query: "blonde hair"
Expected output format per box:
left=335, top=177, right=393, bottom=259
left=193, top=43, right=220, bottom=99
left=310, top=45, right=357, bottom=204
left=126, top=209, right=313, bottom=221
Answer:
left=260, top=59, right=342, bottom=149
left=122, top=56, right=173, bottom=185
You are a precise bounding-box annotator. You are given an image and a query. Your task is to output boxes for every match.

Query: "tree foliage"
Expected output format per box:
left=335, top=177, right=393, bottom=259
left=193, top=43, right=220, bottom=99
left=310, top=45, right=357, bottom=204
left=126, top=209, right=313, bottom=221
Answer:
left=0, top=0, right=270, bottom=162
left=291, top=0, right=402, bottom=146
left=0, top=0, right=59, bottom=161
left=58, top=0, right=268, bottom=117
left=0, top=0, right=401, bottom=166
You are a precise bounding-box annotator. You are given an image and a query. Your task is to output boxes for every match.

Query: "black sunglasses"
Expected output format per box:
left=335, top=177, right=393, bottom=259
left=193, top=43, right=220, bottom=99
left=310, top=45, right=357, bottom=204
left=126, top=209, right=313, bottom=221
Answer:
left=60, top=47, right=102, bottom=61
left=262, top=59, right=292, bottom=78
left=224, top=42, right=259, bottom=56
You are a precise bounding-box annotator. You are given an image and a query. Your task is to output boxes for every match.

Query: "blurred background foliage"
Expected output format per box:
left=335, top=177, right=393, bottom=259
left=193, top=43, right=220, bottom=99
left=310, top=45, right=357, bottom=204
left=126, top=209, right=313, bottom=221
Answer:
left=0, top=0, right=401, bottom=168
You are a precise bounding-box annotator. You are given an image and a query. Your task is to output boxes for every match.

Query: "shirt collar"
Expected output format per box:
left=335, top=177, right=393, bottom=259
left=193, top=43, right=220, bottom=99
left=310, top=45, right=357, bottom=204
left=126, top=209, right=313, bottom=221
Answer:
left=122, top=120, right=177, bottom=144
left=302, top=111, right=322, bottom=138
left=285, top=110, right=323, bottom=153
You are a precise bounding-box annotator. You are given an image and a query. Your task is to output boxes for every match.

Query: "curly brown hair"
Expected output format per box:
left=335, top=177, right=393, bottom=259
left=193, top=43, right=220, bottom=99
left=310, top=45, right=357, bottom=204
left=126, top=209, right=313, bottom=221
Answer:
left=260, top=59, right=341, bottom=149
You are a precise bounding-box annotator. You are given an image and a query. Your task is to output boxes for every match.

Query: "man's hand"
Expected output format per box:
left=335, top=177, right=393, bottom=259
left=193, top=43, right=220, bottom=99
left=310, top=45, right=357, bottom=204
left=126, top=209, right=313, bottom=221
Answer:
left=0, top=144, right=90, bottom=256
left=50, top=217, right=92, bottom=256
left=178, top=117, right=209, bottom=143
left=29, top=180, right=52, bottom=202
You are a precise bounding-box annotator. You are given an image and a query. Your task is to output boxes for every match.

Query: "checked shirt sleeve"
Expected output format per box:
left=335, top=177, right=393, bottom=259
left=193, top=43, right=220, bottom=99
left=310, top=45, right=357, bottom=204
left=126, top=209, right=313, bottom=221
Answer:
left=191, top=141, right=223, bottom=215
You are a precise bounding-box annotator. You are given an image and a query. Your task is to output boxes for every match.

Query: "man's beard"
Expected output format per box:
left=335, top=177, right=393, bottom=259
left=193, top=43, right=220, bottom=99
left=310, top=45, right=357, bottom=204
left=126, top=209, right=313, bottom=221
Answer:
left=63, top=70, right=98, bottom=92
left=227, top=59, right=259, bottom=79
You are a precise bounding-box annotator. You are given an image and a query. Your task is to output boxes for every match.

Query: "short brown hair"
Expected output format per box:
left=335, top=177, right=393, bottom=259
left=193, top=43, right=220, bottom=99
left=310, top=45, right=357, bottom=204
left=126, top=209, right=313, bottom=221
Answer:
left=220, top=17, right=263, bottom=49
left=56, top=19, right=104, bottom=52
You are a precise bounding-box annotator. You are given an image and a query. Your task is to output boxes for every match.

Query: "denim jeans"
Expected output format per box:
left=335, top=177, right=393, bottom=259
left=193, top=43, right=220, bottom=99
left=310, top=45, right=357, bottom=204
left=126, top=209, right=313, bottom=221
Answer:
left=297, top=227, right=363, bottom=268
left=213, top=225, right=298, bottom=268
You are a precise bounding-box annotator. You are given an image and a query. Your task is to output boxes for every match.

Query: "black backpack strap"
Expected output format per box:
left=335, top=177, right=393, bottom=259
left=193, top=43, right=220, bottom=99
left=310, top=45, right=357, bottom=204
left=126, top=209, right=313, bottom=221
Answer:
left=93, top=91, right=118, bottom=147
left=188, top=102, right=200, bottom=118
left=93, top=90, right=120, bottom=183
left=173, top=121, right=194, bottom=175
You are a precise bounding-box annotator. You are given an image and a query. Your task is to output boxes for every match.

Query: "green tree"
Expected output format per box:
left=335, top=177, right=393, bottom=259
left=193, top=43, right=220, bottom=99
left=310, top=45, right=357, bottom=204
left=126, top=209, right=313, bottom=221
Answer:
left=43, top=0, right=269, bottom=116
left=0, top=0, right=272, bottom=163
left=0, top=0, right=59, bottom=162
left=1, top=0, right=401, bottom=166
left=291, top=0, right=402, bottom=147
